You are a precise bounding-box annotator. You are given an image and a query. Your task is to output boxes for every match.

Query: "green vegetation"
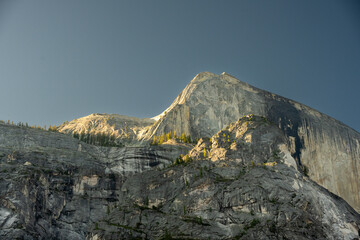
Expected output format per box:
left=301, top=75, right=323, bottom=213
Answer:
left=174, top=153, right=193, bottom=165
left=214, top=175, right=233, bottom=183
left=269, top=223, right=277, bottom=233
left=1, top=119, right=124, bottom=147
left=302, top=165, right=309, bottom=177
left=271, top=149, right=281, bottom=160
left=160, top=230, right=173, bottom=240
left=232, top=218, right=260, bottom=240
left=269, top=197, right=279, bottom=204
left=159, top=230, right=196, bottom=240
left=103, top=220, right=144, bottom=234
left=48, top=125, right=58, bottom=132
left=150, top=131, right=194, bottom=145
left=244, top=218, right=260, bottom=231
left=246, top=114, right=254, bottom=121
left=72, top=131, right=123, bottom=147
left=203, top=149, right=208, bottom=158
left=107, top=205, right=110, bottom=215
left=144, top=196, right=149, bottom=206
left=182, top=216, right=210, bottom=226
left=1, top=119, right=57, bottom=131
left=250, top=160, right=255, bottom=167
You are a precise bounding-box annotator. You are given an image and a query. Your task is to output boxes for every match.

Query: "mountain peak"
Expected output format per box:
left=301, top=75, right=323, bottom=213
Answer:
left=189, top=71, right=218, bottom=84
left=190, top=71, right=242, bottom=85
left=146, top=72, right=360, bottom=212
left=2, top=72, right=360, bottom=239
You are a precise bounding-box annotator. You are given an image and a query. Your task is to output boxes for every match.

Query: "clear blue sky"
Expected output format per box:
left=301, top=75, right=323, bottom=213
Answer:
left=0, top=0, right=359, bottom=132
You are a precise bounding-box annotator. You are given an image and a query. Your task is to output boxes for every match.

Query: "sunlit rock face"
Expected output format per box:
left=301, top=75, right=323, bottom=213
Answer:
left=57, top=113, right=155, bottom=146
left=145, top=72, right=360, bottom=212
left=56, top=72, right=360, bottom=211
left=90, top=116, right=360, bottom=240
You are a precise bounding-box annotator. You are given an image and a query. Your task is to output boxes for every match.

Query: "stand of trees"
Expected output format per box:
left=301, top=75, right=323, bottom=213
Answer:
left=174, top=153, right=193, bottom=165
left=72, top=131, right=122, bottom=147
left=150, top=131, right=194, bottom=145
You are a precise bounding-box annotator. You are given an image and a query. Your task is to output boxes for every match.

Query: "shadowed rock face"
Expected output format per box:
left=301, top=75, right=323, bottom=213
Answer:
left=90, top=116, right=360, bottom=240
left=144, top=72, right=360, bottom=212
left=0, top=123, right=191, bottom=239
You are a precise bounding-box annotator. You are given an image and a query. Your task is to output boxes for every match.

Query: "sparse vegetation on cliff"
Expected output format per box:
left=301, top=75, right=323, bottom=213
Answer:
left=174, top=153, right=193, bottom=165
left=150, top=131, right=194, bottom=145
left=1, top=119, right=59, bottom=132
left=72, top=131, right=123, bottom=147
left=0, top=119, right=123, bottom=148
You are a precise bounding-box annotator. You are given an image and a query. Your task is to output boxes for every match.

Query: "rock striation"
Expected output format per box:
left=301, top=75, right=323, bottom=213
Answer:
left=0, top=123, right=191, bottom=239
left=143, top=72, right=360, bottom=212
left=90, top=116, right=360, bottom=239
left=57, top=113, right=155, bottom=146
left=2, top=71, right=360, bottom=239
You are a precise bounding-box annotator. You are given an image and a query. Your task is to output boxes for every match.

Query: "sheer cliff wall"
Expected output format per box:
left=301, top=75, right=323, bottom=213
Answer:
left=145, top=72, right=360, bottom=212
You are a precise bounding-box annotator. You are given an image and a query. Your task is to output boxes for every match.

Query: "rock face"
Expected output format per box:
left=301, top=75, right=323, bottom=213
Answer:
left=144, top=72, right=360, bottom=212
left=58, top=113, right=155, bottom=146
left=57, top=73, right=360, bottom=212
left=90, top=116, right=360, bottom=239
left=0, top=123, right=191, bottom=239
left=1, top=71, right=360, bottom=239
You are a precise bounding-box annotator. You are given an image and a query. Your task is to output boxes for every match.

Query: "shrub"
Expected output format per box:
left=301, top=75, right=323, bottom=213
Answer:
left=302, top=165, right=309, bottom=176
left=174, top=153, right=192, bottom=165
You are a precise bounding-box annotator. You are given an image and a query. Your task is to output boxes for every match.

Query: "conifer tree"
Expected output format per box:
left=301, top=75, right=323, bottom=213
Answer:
left=182, top=133, right=186, bottom=142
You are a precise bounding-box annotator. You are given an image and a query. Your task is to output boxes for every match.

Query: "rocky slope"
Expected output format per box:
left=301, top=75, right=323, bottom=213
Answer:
left=142, top=72, right=360, bottom=212
left=3, top=71, right=360, bottom=239
left=57, top=113, right=155, bottom=146
left=90, top=115, right=360, bottom=239
left=0, top=123, right=191, bottom=239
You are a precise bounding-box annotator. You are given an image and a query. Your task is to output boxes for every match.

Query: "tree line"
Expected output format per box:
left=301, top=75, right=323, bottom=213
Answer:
left=72, top=131, right=123, bottom=147
left=150, top=131, right=195, bottom=145
left=0, top=119, right=121, bottom=147
left=0, top=119, right=58, bottom=132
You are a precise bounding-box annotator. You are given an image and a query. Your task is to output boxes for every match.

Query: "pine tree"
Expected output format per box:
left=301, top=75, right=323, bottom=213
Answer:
left=182, top=133, right=186, bottom=143
left=151, top=135, right=158, bottom=145
left=166, top=132, right=172, bottom=141
left=159, top=133, right=165, bottom=144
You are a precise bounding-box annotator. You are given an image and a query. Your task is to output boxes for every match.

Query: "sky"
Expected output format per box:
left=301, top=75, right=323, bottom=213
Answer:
left=0, top=0, right=359, bottom=132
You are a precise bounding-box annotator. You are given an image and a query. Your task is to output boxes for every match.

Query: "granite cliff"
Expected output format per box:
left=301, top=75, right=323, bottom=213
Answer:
left=57, top=114, right=155, bottom=146
left=0, top=123, right=191, bottom=239
left=1, top=72, right=360, bottom=239
left=90, top=115, right=360, bottom=239
left=143, top=72, right=360, bottom=212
